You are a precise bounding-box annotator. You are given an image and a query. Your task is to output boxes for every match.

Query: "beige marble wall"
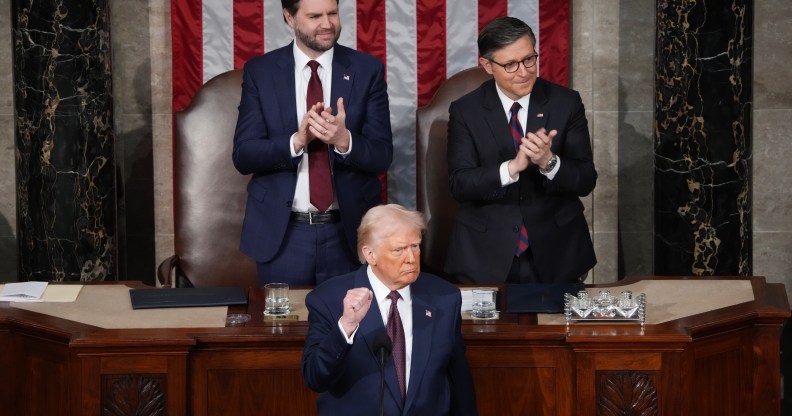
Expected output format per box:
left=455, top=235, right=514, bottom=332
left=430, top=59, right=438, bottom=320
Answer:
left=572, top=0, right=655, bottom=284
left=571, top=0, right=595, bottom=283
left=589, top=0, right=621, bottom=284
left=1, top=2, right=790, bottom=294
left=149, top=0, right=174, bottom=279
left=753, top=0, right=792, bottom=301
left=614, top=0, right=656, bottom=279
left=110, top=0, right=173, bottom=283
left=110, top=0, right=157, bottom=282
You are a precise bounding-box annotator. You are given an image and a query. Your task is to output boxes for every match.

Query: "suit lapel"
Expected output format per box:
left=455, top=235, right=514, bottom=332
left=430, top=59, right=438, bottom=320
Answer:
left=330, top=46, right=353, bottom=109
left=480, top=81, right=518, bottom=161
left=275, top=44, right=298, bottom=132
left=403, top=290, right=434, bottom=413
left=326, top=46, right=353, bottom=171
left=525, top=78, right=550, bottom=136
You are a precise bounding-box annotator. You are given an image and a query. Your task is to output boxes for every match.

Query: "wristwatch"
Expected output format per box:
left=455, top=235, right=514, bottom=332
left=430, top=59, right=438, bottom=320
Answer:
left=540, top=154, right=558, bottom=173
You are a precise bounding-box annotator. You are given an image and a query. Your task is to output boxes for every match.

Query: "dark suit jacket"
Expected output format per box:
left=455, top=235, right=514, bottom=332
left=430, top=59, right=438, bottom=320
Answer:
left=302, top=267, right=477, bottom=416
left=445, top=77, right=597, bottom=284
left=232, top=43, right=392, bottom=263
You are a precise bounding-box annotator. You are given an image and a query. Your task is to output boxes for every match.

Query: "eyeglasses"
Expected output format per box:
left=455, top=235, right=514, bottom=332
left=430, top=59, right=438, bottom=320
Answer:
left=488, top=53, right=539, bottom=73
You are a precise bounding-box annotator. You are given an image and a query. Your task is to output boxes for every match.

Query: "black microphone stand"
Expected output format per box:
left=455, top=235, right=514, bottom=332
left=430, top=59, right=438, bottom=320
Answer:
left=373, top=332, right=392, bottom=416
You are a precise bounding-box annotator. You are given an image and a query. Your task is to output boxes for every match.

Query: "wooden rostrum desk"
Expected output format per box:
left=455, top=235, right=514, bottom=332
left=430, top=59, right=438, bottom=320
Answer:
left=0, top=276, right=787, bottom=416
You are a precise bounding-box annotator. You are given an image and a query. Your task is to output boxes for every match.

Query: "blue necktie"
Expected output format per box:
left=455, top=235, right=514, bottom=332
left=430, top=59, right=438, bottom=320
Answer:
left=510, top=102, right=530, bottom=256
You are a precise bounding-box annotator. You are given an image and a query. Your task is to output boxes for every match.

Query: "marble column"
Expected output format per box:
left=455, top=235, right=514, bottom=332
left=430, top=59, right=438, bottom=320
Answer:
left=654, top=0, right=752, bottom=275
left=12, top=0, right=116, bottom=281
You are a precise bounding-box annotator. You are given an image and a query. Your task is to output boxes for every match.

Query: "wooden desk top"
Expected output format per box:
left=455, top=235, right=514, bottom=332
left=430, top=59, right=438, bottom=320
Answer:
left=1, top=276, right=788, bottom=347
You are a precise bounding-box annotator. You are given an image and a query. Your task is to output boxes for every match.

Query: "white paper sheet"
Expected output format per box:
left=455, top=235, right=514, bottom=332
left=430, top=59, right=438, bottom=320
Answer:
left=0, top=281, right=48, bottom=302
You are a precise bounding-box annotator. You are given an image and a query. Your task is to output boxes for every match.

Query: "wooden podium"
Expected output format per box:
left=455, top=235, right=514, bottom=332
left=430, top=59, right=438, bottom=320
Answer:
left=0, top=276, right=787, bottom=415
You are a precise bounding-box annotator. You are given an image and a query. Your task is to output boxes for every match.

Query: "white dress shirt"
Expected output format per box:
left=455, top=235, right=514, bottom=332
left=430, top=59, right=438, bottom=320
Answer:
left=494, top=83, right=559, bottom=184
left=289, top=43, right=350, bottom=212
left=366, top=267, right=413, bottom=392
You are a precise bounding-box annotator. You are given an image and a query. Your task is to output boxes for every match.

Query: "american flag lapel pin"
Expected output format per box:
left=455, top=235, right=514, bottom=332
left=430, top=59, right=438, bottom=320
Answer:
left=343, top=74, right=350, bottom=81
left=425, top=310, right=432, bottom=318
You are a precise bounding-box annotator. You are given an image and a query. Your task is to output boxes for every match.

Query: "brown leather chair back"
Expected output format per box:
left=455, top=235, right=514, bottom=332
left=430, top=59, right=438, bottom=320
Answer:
left=416, top=67, right=491, bottom=279
left=159, top=69, right=258, bottom=288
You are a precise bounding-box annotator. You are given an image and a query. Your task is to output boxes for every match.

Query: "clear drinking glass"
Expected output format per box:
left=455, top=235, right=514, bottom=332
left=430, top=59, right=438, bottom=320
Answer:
left=264, top=283, right=290, bottom=316
left=471, top=289, right=497, bottom=319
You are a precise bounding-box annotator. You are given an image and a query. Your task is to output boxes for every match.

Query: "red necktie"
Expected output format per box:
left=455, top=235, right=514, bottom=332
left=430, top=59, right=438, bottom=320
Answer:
left=386, top=291, right=406, bottom=400
left=306, top=60, right=333, bottom=213
left=510, top=102, right=530, bottom=256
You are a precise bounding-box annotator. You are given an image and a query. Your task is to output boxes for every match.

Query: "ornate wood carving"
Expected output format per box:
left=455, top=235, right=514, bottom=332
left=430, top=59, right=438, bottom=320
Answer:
left=101, top=374, right=166, bottom=416
left=597, top=371, right=658, bottom=416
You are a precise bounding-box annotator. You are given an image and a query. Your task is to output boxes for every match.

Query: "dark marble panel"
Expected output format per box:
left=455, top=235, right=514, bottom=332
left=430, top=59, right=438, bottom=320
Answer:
left=13, top=0, right=116, bottom=281
left=654, top=0, right=752, bottom=275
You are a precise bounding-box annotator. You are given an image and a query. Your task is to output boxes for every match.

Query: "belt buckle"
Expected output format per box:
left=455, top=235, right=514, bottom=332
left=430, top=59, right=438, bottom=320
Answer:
left=308, top=212, right=316, bottom=225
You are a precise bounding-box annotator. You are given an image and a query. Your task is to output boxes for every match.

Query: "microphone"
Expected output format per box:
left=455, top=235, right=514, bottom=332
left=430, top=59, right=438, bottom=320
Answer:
left=372, top=332, right=392, bottom=416
left=373, top=331, right=392, bottom=369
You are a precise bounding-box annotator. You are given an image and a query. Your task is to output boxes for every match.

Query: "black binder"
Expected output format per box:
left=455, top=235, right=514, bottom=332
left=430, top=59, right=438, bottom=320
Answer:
left=505, top=283, right=585, bottom=313
left=129, top=287, right=247, bottom=310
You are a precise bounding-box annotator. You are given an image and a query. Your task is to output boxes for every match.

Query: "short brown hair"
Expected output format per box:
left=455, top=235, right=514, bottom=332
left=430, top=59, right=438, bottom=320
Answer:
left=478, top=16, right=537, bottom=60
left=282, top=0, right=340, bottom=21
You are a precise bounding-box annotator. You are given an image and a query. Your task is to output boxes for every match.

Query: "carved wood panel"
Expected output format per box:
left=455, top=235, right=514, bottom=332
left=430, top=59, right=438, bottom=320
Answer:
left=596, top=371, right=658, bottom=416
left=101, top=374, right=167, bottom=416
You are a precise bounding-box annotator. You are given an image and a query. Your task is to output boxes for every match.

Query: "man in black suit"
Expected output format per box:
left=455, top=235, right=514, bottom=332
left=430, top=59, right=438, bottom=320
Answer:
left=302, top=204, right=477, bottom=415
left=445, top=16, right=597, bottom=285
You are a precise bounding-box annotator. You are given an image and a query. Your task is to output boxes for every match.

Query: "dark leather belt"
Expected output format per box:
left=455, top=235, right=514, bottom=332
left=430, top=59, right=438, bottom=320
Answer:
left=290, top=210, right=341, bottom=224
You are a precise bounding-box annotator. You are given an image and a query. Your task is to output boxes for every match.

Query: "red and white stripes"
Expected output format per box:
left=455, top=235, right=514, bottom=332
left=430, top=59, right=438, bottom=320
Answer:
left=171, top=0, right=569, bottom=205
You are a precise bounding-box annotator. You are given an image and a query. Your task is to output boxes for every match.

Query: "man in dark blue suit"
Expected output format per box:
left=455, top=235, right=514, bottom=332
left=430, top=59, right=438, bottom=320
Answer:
left=303, top=204, right=478, bottom=415
left=233, top=0, right=392, bottom=285
left=446, top=17, right=597, bottom=285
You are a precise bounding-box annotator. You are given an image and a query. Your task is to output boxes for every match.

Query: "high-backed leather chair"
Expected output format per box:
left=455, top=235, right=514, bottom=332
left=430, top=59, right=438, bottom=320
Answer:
left=157, top=69, right=258, bottom=288
left=416, top=67, right=491, bottom=280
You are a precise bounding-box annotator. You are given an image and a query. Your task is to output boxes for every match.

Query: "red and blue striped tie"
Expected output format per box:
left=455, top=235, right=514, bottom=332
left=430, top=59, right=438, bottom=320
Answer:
left=510, top=102, right=530, bottom=256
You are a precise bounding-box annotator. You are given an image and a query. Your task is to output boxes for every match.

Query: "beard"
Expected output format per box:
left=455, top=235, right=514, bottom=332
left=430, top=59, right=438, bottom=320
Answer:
left=294, top=23, right=342, bottom=54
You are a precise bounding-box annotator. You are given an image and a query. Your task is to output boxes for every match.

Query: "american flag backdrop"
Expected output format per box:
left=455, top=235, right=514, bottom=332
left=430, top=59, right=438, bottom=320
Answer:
left=171, top=0, right=569, bottom=206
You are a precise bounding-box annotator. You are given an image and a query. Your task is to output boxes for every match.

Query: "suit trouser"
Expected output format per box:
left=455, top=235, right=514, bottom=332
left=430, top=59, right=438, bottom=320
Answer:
left=256, top=220, right=358, bottom=286
left=508, top=249, right=589, bottom=284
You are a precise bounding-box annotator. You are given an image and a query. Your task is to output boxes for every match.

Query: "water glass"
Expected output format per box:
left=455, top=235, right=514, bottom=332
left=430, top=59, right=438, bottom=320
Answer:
left=264, top=283, right=290, bottom=316
left=471, top=289, right=497, bottom=319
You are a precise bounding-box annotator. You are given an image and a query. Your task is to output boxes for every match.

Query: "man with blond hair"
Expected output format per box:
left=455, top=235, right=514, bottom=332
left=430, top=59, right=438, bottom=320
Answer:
left=302, top=204, right=477, bottom=415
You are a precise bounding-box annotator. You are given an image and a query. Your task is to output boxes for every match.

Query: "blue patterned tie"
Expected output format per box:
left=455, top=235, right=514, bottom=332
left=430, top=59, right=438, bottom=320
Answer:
left=386, top=291, right=406, bottom=399
left=510, top=102, right=530, bottom=256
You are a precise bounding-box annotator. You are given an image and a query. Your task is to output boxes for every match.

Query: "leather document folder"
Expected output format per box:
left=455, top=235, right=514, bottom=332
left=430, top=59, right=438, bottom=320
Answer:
left=505, top=283, right=585, bottom=313
left=129, top=287, right=247, bottom=310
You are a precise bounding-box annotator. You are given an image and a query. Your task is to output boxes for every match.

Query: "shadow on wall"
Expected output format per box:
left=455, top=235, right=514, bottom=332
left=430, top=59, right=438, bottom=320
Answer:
left=115, top=62, right=155, bottom=284
left=616, top=0, right=655, bottom=279
left=616, top=78, right=654, bottom=279
left=0, top=213, right=18, bottom=282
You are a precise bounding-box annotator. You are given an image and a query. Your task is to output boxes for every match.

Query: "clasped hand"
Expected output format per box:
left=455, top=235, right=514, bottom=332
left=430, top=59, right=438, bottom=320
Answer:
left=296, top=97, right=350, bottom=153
left=508, top=127, right=557, bottom=176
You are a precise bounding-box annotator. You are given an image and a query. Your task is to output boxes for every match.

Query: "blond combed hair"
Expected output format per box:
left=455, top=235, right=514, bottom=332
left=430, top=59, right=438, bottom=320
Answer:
left=356, top=204, right=427, bottom=263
